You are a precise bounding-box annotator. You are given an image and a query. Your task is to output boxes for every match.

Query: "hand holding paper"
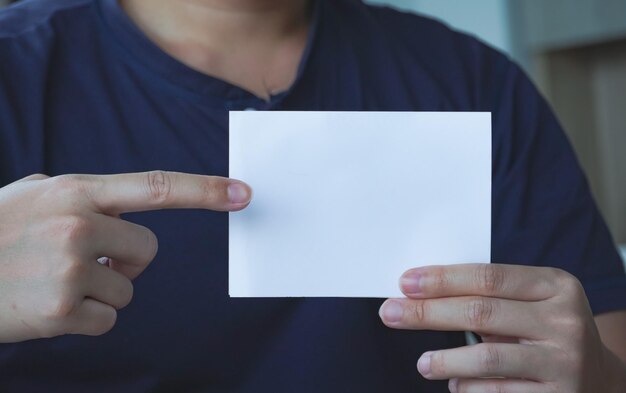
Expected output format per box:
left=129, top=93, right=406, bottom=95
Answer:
left=229, top=111, right=491, bottom=298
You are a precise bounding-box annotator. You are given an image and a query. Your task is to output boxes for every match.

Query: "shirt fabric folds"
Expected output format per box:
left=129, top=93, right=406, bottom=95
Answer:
left=0, top=0, right=625, bottom=392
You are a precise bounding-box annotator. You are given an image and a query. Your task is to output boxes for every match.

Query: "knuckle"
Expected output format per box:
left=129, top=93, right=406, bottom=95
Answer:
left=56, top=256, right=89, bottom=285
left=48, top=174, right=88, bottom=200
left=56, top=215, right=92, bottom=244
left=43, top=295, right=78, bottom=321
left=476, top=264, right=505, bottom=295
left=95, top=310, right=118, bottom=336
left=70, top=259, right=89, bottom=279
left=75, top=305, right=118, bottom=337
left=84, top=309, right=118, bottom=336
left=27, top=173, right=48, bottom=181
left=551, top=268, right=589, bottom=309
left=478, top=344, right=502, bottom=373
left=457, top=383, right=478, bottom=393
left=430, top=268, right=449, bottom=292
left=145, top=170, right=173, bottom=205
left=465, top=298, right=495, bottom=330
left=457, top=381, right=503, bottom=393
left=201, top=176, right=225, bottom=203
left=550, top=267, right=571, bottom=283
left=485, top=385, right=506, bottom=393
left=554, top=269, right=584, bottom=296
left=411, top=300, right=427, bottom=323
left=144, top=229, right=159, bottom=262
left=429, top=351, right=446, bottom=375
left=457, top=382, right=507, bottom=393
left=558, top=314, right=588, bottom=339
left=557, top=345, right=584, bottom=374
left=119, top=281, right=135, bottom=309
left=37, top=321, right=65, bottom=339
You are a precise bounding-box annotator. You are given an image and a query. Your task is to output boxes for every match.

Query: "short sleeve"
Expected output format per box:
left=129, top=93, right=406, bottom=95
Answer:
left=0, top=17, right=50, bottom=186
left=489, top=59, right=626, bottom=315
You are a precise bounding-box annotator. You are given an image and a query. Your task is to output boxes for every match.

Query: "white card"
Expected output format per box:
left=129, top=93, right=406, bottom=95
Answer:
left=229, top=111, right=491, bottom=298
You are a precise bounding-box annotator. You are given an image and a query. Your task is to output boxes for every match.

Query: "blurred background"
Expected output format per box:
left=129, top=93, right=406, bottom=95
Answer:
left=1, top=0, right=625, bottom=262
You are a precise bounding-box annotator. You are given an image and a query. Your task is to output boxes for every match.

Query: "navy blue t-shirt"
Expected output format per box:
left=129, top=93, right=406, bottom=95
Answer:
left=1, top=0, right=625, bottom=392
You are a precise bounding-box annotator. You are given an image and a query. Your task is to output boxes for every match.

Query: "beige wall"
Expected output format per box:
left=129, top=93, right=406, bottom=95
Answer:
left=366, top=0, right=512, bottom=54
left=511, top=0, right=626, bottom=245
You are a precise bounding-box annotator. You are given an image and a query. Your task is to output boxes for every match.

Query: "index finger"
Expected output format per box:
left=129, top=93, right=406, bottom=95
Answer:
left=399, top=263, right=563, bottom=301
left=86, top=171, right=252, bottom=214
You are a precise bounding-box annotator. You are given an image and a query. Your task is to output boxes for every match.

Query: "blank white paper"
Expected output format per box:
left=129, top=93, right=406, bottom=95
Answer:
left=229, top=111, right=491, bottom=298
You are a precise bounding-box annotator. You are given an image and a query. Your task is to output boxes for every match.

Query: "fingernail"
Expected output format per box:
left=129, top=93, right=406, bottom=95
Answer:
left=227, top=182, right=251, bottom=204
left=417, top=351, right=433, bottom=377
left=448, top=378, right=458, bottom=393
left=400, top=271, right=422, bottom=295
left=379, top=300, right=403, bottom=323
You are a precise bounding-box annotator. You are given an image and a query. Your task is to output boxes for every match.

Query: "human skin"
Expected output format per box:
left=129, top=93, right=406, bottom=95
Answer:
left=0, top=172, right=251, bottom=341
left=379, top=264, right=626, bottom=392
left=0, top=0, right=624, bottom=391
left=119, top=0, right=311, bottom=100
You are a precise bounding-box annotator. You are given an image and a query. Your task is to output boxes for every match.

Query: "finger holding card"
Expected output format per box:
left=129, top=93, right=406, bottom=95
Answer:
left=229, top=111, right=492, bottom=297
left=379, top=263, right=620, bottom=392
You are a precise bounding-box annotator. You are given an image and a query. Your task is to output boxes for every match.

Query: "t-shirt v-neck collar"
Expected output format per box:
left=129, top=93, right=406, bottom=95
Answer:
left=95, top=0, right=321, bottom=109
